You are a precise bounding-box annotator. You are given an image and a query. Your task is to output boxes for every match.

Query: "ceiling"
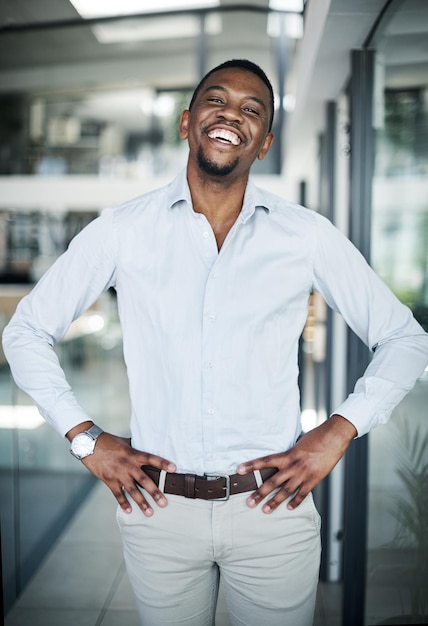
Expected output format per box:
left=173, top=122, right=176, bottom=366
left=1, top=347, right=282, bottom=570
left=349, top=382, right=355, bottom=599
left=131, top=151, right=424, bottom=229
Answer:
left=2, top=0, right=427, bottom=94
left=0, top=0, right=284, bottom=95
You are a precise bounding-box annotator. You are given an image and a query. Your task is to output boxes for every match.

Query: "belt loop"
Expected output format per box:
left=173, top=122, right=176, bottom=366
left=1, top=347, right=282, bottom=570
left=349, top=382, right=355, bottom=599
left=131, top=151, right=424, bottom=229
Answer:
left=184, top=473, right=196, bottom=498
left=158, top=470, right=167, bottom=493
left=254, top=470, right=263, bottom=488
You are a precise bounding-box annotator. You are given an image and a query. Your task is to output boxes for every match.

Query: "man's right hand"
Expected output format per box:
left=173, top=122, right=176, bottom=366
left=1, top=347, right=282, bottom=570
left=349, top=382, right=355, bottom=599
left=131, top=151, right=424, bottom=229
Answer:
left=67, top=423, right=176, bottom=516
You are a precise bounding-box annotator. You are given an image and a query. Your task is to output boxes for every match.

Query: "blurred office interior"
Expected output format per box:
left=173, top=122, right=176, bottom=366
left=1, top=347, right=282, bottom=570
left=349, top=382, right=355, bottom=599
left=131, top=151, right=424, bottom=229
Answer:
left=0, top=1, right=428, bottom=624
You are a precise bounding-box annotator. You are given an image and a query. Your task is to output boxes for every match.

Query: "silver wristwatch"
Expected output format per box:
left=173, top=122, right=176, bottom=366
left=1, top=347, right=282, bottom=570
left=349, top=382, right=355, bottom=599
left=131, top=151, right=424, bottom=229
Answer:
left=70, top=424, right=104, bottom=460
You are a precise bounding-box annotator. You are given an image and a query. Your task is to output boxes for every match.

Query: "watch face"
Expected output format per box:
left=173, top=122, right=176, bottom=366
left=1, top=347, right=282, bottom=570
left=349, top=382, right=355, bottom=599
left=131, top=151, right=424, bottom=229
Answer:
left=71, top=433, right=95, bottom=459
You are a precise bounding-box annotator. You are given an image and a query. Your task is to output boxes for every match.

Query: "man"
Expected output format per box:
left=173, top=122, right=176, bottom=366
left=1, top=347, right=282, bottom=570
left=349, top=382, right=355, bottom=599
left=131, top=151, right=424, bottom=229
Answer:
left=3, top=59, right=428, bottom=626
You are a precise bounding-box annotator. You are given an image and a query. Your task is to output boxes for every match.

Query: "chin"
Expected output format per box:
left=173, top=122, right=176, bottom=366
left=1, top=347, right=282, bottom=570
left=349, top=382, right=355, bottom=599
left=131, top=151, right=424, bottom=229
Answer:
left=197, top=146, right=239, bottom=177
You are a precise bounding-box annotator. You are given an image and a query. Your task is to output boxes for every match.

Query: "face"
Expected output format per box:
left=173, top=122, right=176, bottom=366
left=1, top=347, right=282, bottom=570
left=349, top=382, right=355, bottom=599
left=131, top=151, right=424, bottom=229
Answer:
left=179, top=67, right=274, bottom=180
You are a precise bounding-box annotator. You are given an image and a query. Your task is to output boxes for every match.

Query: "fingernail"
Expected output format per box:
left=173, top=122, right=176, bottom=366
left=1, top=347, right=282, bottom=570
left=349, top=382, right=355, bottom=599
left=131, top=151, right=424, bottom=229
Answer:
left=124, top=506, right=132, bottom=514
left=144, top=507, right=154, bottom=517
left=247, top=497, right=256, bottom=507
left=262, top=504, right=272, bottom=514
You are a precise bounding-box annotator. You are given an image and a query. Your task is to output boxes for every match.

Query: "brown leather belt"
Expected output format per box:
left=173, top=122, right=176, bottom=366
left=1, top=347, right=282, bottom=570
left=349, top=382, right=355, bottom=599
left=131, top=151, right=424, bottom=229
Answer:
left=142, top=466, right=278, bottom=501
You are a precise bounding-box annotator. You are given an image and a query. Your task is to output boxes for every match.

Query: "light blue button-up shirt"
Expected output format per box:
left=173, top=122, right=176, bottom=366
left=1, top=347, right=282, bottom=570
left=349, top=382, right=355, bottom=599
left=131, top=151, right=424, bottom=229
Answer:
left=3, top=169, right=428, bottom=474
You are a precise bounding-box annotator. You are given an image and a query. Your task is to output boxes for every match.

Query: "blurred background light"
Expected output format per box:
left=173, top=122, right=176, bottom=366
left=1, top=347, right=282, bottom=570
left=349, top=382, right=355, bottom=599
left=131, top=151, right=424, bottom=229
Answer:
left=69, top=0, right=220, bottom=18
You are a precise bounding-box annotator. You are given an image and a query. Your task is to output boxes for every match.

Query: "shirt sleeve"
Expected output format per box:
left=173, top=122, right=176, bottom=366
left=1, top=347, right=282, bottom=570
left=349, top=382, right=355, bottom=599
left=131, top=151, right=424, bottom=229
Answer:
left=312, top=212, right=428, bottom=437
left=2, top=208, right=117, bottom=437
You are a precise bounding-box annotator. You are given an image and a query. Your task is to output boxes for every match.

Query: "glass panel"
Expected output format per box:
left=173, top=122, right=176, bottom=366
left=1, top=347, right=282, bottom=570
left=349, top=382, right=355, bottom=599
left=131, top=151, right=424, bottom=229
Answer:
left=0, top=224, right=130, bottom=614
left=366, top=1, right=428, bottom=624
left=23, top=88, right=192, bottom=179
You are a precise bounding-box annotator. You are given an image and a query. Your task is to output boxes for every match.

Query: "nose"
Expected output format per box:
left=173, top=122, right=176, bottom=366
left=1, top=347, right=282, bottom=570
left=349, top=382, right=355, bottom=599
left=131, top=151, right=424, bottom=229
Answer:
left=216, top=101, right=244, bottom=124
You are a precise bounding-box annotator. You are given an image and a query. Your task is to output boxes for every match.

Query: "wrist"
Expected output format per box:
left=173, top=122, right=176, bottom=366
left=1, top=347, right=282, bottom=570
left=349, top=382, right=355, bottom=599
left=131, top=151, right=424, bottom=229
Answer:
left=329, top=413, right=358, bottom=443
left=69, top=423, right=104, bottom=461
left=66, top=421, right=94, bottom=442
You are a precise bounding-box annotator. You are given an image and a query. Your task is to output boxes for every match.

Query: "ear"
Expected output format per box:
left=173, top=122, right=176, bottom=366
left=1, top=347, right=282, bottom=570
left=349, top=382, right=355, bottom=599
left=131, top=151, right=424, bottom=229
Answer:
left=257, top=132, right=274, bottom=161
left=179, top=110, right=190, bottom=140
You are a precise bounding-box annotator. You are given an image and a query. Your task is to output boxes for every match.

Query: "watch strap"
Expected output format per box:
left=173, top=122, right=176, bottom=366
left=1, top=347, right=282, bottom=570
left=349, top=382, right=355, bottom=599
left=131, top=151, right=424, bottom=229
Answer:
left=85, top=424, right=103, bottom=440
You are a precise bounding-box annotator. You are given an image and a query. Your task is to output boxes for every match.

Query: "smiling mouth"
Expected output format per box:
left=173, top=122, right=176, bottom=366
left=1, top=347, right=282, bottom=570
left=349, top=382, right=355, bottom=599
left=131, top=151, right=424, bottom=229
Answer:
left=207, top=128, right=241, bottom=146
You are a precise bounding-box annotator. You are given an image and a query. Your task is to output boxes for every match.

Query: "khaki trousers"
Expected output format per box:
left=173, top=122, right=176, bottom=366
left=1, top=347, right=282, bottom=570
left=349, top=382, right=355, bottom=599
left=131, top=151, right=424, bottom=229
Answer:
left=116, top=489, right=321, bottom=626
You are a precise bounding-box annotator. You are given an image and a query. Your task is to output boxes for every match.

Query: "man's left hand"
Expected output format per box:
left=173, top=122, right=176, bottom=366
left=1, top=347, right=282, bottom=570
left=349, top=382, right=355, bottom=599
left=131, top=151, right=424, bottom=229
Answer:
left=236, top=414, right=357, bottom=513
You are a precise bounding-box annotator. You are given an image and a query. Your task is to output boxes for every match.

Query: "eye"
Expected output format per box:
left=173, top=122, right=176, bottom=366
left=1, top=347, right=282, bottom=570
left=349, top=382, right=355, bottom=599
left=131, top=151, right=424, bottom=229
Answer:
left=207, top=97, right=223, bottom=104
left=243, top=106, right=260, bottom=116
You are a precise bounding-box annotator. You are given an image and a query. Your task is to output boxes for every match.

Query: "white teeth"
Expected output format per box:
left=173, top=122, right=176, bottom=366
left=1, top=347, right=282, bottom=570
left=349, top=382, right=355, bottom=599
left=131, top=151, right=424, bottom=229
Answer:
left=208, top=128, right=241, bottom=145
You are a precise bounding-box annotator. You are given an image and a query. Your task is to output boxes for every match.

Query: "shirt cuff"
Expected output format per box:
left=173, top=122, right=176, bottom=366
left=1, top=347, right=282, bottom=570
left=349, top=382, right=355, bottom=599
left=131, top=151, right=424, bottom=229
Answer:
left=332, top=375, right=413, bottom=437
left=39, top=402, right=93, bottom=438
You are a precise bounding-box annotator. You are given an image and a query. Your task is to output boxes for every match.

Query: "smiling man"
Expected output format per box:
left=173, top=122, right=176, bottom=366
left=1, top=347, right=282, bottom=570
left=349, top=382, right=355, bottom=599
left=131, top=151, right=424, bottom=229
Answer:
left=179, top=61, right=274, bottom=251
left=3, top=60, right=428, bottom=626
left=184, top=63, right=273, bottom=182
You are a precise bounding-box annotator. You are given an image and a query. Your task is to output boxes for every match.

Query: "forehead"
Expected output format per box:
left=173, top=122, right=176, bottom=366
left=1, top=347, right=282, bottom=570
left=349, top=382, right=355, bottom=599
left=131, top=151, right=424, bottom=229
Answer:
left=198, top=67, right=271, bottom=103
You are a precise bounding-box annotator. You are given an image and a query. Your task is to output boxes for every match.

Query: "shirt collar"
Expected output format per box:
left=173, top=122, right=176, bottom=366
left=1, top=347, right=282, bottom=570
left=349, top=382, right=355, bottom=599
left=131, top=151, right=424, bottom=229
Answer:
left=241, top=178, right=271, bottom=222
left=166, top=168, right=192, bottom=209
left=166, top=168, right=272, bottom=221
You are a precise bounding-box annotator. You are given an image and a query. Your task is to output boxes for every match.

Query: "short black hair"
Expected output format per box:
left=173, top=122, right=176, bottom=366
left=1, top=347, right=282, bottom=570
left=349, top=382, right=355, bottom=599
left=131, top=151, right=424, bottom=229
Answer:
left=188, top=59, right=275, bottom=132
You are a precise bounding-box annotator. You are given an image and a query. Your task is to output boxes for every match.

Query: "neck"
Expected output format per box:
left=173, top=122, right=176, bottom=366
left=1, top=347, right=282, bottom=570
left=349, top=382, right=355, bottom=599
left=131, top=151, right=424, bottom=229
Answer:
left=186, top=165, right=249, bottom=250
left=186, top=163, right=249, bottom=222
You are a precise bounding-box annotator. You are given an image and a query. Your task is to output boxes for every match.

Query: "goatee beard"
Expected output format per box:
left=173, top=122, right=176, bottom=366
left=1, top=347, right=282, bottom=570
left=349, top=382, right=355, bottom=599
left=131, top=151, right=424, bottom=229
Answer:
left=197, top=145, right=239, bottom=177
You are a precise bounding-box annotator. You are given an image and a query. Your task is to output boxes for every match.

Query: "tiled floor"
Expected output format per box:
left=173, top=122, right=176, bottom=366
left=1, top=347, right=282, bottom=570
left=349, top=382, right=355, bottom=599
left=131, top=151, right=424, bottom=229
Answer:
left=4, top=480, right=341, bottom=626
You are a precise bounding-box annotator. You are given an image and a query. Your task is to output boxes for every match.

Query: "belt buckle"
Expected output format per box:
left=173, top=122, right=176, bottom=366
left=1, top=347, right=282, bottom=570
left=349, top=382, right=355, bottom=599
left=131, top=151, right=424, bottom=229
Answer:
left=205, top=473, right=230, bottom=501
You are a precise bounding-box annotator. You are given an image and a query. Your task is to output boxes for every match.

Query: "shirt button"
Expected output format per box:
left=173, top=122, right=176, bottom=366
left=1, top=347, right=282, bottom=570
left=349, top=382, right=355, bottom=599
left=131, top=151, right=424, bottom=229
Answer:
left=211, top=273, right=216, bottom=279
left=208, top=408, right=215, bottom=415
left=203, top=231, right=209, bottom=238
left=209, top=315, right=215, bottom=322
left=208, top=361, right=213, bottom=368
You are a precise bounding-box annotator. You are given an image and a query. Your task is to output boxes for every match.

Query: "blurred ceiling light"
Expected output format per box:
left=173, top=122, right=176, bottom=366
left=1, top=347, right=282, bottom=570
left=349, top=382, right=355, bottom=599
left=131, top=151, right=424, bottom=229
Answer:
left=93, top=13, right=221, bottom=44
left=267, top=12, right=303, bottom=38
left=269, top=0, right=303, bottom=10
left=69, top=0, right=220, bottom=18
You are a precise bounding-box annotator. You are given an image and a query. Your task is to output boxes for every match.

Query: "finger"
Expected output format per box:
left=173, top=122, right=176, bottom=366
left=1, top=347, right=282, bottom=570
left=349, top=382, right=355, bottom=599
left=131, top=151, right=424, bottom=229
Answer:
left=110, top=483, right=133, bottom=514
left=246, top=471, right=290, bottom=508
left=123, top=482, right=156, bottom=517
left=285, top=487, right=311, bottom=510
left=120, top=475, right=167, bottom=517
left=262, top=473, right=312, bottom=513
left=237, top=453, right=282, bottom=475
left=137, top=451, right=176, bottom=473
left=134, top=469, right=168, bottom=508
left=262, top=481, right=301, bottom=514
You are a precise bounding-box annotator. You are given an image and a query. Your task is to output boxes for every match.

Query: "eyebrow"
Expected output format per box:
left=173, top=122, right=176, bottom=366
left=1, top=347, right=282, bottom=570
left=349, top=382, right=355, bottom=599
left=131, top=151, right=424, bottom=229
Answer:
left=202, top=85, right=268, bottom=113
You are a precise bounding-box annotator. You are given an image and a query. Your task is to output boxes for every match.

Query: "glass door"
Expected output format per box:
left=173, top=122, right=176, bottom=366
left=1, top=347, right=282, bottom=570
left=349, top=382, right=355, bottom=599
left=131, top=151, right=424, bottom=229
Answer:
left=365, top=1, right=428, bottom=624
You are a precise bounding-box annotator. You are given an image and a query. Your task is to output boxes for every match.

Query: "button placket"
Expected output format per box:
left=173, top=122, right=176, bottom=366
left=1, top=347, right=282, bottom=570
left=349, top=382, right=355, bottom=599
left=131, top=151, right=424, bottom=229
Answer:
left=201, top=258, right=221, bottom=467
left=198, top=221, right=240, bottom=468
